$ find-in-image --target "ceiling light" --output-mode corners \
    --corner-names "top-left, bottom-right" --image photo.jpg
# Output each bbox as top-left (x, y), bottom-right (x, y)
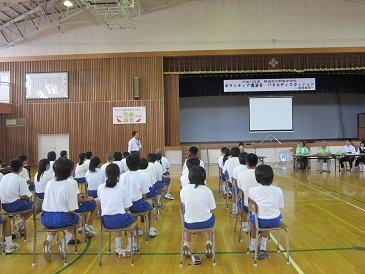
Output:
top-left (63, 1), bottom-right (73, 7)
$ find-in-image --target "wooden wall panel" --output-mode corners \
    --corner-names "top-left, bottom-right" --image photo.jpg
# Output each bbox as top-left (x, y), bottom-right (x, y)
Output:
top-left (0, 57), bottom-right (164, 165)
top-left (0, 103), bottom-right (12, 114)
top-left (164, 75), bottom-right (180, 146)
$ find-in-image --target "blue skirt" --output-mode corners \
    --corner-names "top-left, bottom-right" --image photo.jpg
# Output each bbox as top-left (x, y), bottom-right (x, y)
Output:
top-left (2, 199), bottom-right (34, 213)
top-left (76, 177), bottom-right (86, 183)
top-left (185, 214), bottom-right (215, 229)
top-left (154, 182), bottom-right (164, 190)
top-left (102, 214), bottom-right (135, 229)
top-left (41, 211), bottom-right (79, 228)
top-left (87, 190), bottom-right (98, 198)
top-left (75, 200), bottom-right (96, 213)
top-left (250, 214), bottom-right (282, 228)
top-left (36, 192), bottom-right (45, 199)
top-left (129, 198), bottom-right (152, 213)
top-left (146, 186), bottom-right (158, 198)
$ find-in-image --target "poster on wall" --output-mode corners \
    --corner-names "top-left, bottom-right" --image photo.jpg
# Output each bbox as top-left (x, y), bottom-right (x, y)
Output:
top-left (25, 72), bottom-right (69, 99)
top-left (113, 107), bottom-right (146, 124)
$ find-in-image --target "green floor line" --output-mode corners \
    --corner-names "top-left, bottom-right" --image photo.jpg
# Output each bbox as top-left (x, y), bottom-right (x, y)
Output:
top-left (287, 173), bottom-right (365, 205)
top-left (54, 237), bottom-right (92, 274)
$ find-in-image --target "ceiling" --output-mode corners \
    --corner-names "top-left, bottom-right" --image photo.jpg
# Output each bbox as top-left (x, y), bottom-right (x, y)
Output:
top-left (0, 0), bottom-right (199, 49)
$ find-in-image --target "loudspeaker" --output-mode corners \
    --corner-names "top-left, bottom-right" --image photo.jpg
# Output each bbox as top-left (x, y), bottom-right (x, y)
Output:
top-left (133, 76), bottom-right (140, 99)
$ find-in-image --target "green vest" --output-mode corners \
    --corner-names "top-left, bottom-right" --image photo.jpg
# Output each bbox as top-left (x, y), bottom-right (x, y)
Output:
top-left (319, 146), bottom-right (329, 153)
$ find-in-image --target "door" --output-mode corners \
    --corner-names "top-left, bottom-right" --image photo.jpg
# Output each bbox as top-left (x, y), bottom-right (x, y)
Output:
top-left (38, 134), bottom-right (69, 161)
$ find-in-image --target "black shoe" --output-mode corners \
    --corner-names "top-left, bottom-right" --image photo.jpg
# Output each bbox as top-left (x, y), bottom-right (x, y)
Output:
top-left (68, 239), bottom-right (81, 245)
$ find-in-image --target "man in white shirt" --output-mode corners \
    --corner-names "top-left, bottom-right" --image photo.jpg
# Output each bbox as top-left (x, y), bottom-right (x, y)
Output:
top-left (101, 153), bottom-right (114, 171)
top-left (0, 158), bottom-right (34, 240)
top-left (339, 139), bottom-right (356, 172)
top-left (128, 131), bottom-right (142, 157)
top-left (237, 153), bottom-right (259, 232)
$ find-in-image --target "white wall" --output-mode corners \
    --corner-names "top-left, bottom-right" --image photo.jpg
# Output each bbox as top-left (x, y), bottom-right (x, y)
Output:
top-left (2, 0), bottom-right (365, 57)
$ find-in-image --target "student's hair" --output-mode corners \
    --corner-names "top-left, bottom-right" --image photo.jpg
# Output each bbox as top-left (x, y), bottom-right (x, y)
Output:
top-left (230, 147), bottom-right (240, 158)
top-left (60, 150), bottom-right (68, 158)
top-left (89, 157), bottom-right (101, 172)
top-left (47, 151), bottom-right (57, 161)
top-left (10, 158), bottom-right (23, 172)
top-left (221, 147), bottom-right (228, 153)
top-left (156, 152), bottom-right (162, 162)
top-left (255, 164), bottom-right (274, 186)
top-left (78, 153), bottom-right (86, 166)
top-left (17, 154), bottom-right (27, 163)
top-left (85, 151), bottom-right (92, 159)
top-left (245, 153), bottom-right (258, 167)
top-left (37, 158), bottom-right (50, 181)
top-left (114, 151), bottom-right (123, 161)
top-left (188, 146), bottom-right (198, 156)
top-left (147, 153), bottom-right (157, 163)
top-left (139, 158), bottom-right (148, 170)
top-left (239, 142), bottom-right (244, 147)
top-left (361, 141), bottom-right (365, 146)
top-left (239, 152), bottom-right (248, 165)
top-left (186, 156), bottom-right (201, 170)
top-left (132, 131), bottom-right (138, 137)
top-left (299, 141), bottom-right (306, 146)
top-left (222, 148), bottom-right (230, 164)
top-left (106, 153), bottom-right (114, 161)
top-left (123, 152), bottom-right (130, 158)
top-left (0, 159), bottom-right (3, 167)
top-left (126, 154), bottom-right (140, 171)
top-left (188, 166), bottom-right (206, 188)
top-left (53, 158), bottom-right (74, 181)
top-left (105, 163), bottom-right (119, 188)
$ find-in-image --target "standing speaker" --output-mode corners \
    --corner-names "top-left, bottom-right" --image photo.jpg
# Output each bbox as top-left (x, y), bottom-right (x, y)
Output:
top-left (133, 76), bottom-right (140, 99)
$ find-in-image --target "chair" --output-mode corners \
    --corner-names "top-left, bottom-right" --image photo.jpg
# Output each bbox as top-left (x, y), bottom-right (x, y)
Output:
top-left (130, 210), bottom-right (150, 244)
top-left (246, 198), bottom-right (290, 266)
top-left (179, 202), bottom-right (216, 267)
top-left (99, 218), bottom-right (137, 266)
top-left (234, 187), bottom-right (248, 243)
top-left (144, 195), bottom-right (159, 222)
top-left (32, 203), bottom-right (78, 266)
top-left (225, 172), bottom-right (231, 209)
top-left (218, 164), bottom-right (223, 196)
top-left (7, 207), bottom-right (33, 241)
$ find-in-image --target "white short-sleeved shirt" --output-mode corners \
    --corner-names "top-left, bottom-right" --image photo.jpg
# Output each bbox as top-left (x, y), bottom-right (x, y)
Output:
top-left (182, 158), bottom-right (205, 175)
top-left (113, 160), bottom-right (128, 174)
top-left (137, 169), bottom-right (155, 188)
top-left (237, 169), bottom-right (260, 206)
top-left (180, 173), bottom-right (207, 189)
top-left (232, 164), bottom-right (248, 181)
top-left (75, 162), bottom-right (89, 179)
top-left (85, 168), bottom-right (106, 191)
top-left (147, 162), bottom-right (162, 182)
top-left (128, 137), bottom-right (142, 153)
top-left (97, 182), bottom-right (132, 216)
top-left (160, 157), bottom-right (170, 173)
top-left (121, 159), bottom-right (129, 171)
top-left (85, 159), bottom-right (91, 165)
top-left (180, 184), bottom-right (216, 223)
top-left (218, 156), bottom-right (224, 169)
top-left (120, 171), bottom-right (149, 202)
top-left (100, 162), bottom-right (111, 172)
top-left (342, 145), bottom-right (356, 153)
top-left (34, 170), bottom-right (54, 194)
top-left (42, 178), bottom-right (79, 212)
top-left (49, 161), bottom-right (55, 176)
top-left (0, 172), bottom-right (3, 182)
top-left (154, 161), bottom-right (164, 177)
top-left (223, 157), bottom-right (240, 181)
top-left (0, 173), bottom-right (32, 203)
top-left (248, 185), bottom-right (284, 219)
top-left (19, 167), bottom-right (30, 181)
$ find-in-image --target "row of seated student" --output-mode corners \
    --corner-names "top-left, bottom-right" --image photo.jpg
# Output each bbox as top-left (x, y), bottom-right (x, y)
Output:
top-left (0, 149), bottom-right (174, 259)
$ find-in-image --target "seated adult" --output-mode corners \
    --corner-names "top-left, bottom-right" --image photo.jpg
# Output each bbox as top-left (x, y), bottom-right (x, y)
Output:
top-left (339, 139), bottom-right (356, 173)
top-left (295, 141), bottom-right (310, 171)
top-left (317, 140), bottom-right (332, 173)
top-left (355, 141), bottom-right (365, 172)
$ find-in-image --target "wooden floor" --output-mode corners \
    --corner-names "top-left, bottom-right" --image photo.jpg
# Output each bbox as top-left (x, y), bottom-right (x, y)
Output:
top-left (2, 163), bottom-right (365, 274)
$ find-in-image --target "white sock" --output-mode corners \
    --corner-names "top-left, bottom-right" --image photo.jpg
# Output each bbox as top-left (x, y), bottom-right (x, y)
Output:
top-left (206, 240), bottom-right (212, 245)
top-left (183, 241), bottom-right (190, 247)
top-left (115, 237), bottom-right (121, 248)
top-left (5, 236), bottom-right (12, 247)
top-left (62, 232), bottom-right (73, 249)
top-left (128, 237), bottom-right (132, 248)
top-left (242, 221), bottom-right (249, 228)
top-left (250, 238), bottom-right (257, 249)
top-left (261, 237), bottom-right (268, 250)
top-left (47, 235), bottom-right (54, 249)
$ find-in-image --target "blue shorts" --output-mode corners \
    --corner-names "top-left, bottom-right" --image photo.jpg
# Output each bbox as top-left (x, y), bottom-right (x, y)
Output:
top-left (102, 213), bottom-right (135, 229)
top-left (75, 200), bottom-right (96, 213)
top-left (162, 172), bottom-right (171, 185)
top-left (185, 214), bottom-right (215, 229)
top-left (237, 199), bottom-right (242, 209)
top-left (28, 183), bottom-right (35, 191)
top-left (154, 182), bottom-right (164, 190)
top-left (2, 199), bottom-right (34, 213)
top-left (41, 211), bottom-right (79, 228)
top-left (220, 173), bottom-right (227, 181)
top-left (146, 186), bottom-right (158, 198)
top-left (87, 190), bottom-right (98, 198)
top-left (76, 177), bottom-right (86, 183)
top-left (0, 215), bottom-right (2, 222)
top-left (36, 192), bottom-right (45, 199)
top-left (250, 214), bottom-right (282, 228)
top-left (129, 198), bottom-right (152, 213)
